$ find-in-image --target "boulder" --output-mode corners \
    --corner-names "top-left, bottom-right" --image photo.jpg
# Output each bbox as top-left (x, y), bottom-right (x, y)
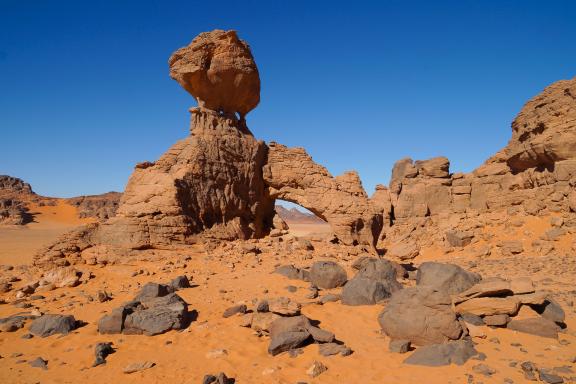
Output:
top-left (416, 262), bottom-right (481, 295)
top-left (309, 261), bottom-right (347, 289)
top-left (341, 259), bottom-right (402, 305)
top-left (99, 293), bottom-right (189, 336)
top-left (378, 287), bottom-right (463, 346)
top-left (122, 293), bottom-right (188, 336)
top-left (267, 315), bottom-right (335, 356)
top-left (341, 277), bottom-right (389, 306)
top-left (29, 314), bottom-right (77, 337)
top-left (41, 267), bottom-right (80, 288)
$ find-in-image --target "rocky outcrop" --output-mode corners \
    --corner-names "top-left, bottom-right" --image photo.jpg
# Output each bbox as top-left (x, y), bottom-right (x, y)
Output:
top-left (264, 142), bottom-right (382, 247)
top-left (381, 77), bottom-right (576, 259)
top-left (34, 29), bottom-right (383, 267)
top-left (504, 78), bottom-right (576, 172)
top-left (66, 192), bottom-right (121, 220)
top-left (0, 175), bottom-right (33, 194)
top-left (0, 175), bottom-right (34, 225)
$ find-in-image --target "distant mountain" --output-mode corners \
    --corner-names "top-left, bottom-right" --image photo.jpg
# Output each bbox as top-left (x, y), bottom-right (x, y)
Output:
top-left (275, 205), bottom-right (325, 224)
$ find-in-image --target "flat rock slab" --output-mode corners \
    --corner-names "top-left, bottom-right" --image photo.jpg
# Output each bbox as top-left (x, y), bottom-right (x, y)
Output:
top-left (507, 318), bottom-right (560, 339)
top-left (455, 297), bottom-right (520, 316)
top-left (123, 361), bottom-right (155, 374)
top-left (403, 340), bottom-right (478, 366)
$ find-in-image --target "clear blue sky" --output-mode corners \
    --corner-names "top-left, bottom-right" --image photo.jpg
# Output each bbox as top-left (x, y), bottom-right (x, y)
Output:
top-left (1, 0), bottom-right (575, 198)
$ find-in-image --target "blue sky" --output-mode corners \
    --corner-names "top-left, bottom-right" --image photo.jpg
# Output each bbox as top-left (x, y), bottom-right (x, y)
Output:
top-left (1, 0), bottom-right (575, 199)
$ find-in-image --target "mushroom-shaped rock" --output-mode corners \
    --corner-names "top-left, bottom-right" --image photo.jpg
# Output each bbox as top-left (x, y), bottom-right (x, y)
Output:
top-left (169, 29), bottom-right (260, 117)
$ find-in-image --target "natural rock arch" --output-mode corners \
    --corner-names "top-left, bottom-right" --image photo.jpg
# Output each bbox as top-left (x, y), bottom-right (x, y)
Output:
top-left (263, 142), bottom-right (382, 247)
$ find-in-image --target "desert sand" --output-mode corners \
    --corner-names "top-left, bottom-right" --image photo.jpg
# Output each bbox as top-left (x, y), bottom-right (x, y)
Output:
top-left (0, 202), bottom-right (575, 383)
top-left (0, 202), bottom-right (92, 265)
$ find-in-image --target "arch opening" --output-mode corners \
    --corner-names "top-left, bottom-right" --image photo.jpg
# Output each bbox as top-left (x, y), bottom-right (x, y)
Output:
top-left (273, 200), bottom-right (331, 238)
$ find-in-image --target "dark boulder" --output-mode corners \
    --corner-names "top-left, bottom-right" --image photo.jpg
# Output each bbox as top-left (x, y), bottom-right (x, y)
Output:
top-left (29, 314), bottom-right (77, 337)
top-left (416, 262), bottom-right (481, 295)
top-left (309, 261), bottom-right (347, 289)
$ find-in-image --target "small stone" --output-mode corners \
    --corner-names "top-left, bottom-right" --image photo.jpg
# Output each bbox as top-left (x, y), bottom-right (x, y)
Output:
top-left (29, 357), bottom-right (48, 370)
top-left (389, 339), bottom-right (411, 354)
top-left (93, 342), bottom-right (114, 367)
top-left (472, 363), bottom-right (496, 376)
top-left (205, 349), bottom-right (228, 359)
top-left (96, 291), bottom-right (112, 303)
top-left (123, 361), bottom-right (155, 374)
top-left (286, 285), bottom-right (297, 293)
top-left (223, 304), bottom-right (247, 318)
top-left (538, 370), bottom-right (564, 384)
top-left (306, 361), bottom-right (327, 378)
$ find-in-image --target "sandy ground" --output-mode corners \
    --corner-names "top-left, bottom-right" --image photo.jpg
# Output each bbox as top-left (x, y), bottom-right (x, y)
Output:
top-left (0, 202), bottom-right (92, 265)
top-left (0, 205), bottom-right (575, 383)
top-left (286, 222), bottom-right (332, 238)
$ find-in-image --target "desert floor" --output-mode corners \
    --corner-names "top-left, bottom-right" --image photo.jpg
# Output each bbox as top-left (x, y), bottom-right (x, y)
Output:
top-left (0, 202), bottom-right (574, 383)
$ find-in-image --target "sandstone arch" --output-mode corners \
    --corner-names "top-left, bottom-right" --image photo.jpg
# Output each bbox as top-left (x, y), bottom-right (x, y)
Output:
top-left (263, 142), bottom-right (382, 247)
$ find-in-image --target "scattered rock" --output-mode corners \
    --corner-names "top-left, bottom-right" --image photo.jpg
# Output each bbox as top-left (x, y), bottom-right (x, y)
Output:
top-left (123, 361), bottom-right (155, 374)
top-left (306, 361), bottom-right (327, 378)
top-left (403, 340), bottom-right (478, 366)
top-left (29, 357), bottom-right (48, 370)
top-left (539, 370), bottom-right (564, 384)
top-left (93, 342), bottom-right (114, 367)
top-left (318, 343), bottom-right (352, 356)
top-left (389, 339), bottom-right (411, 354)
top-left (223, 304), bottom-right (247, 318)
top-left (268, 297), bottom-right (301, 316)
top-left (29, 314), bottom-right (77, 337)
top-left (309, 261), bottom-right (347, 289)
top-left (507, 318), bottom-right (560, 339)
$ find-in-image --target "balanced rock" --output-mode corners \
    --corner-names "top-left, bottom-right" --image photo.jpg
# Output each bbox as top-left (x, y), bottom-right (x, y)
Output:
top-left (169, 30), bottom-right (260, 117)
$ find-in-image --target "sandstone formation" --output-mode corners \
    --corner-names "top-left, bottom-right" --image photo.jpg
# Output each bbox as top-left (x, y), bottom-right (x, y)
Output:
top-left (30, 31), bottom-right (576, 269)
top-left (380, 77), bottom-right (576, 260)
top-left (264, 142), bottom-right (382, 247)
top-left (67, 192), bottom-right (121, 220)
top-left (0, 175), bottom-right (34, 225)
top-left (169, 30), bottom-right (260, 118)
top-left (34, 30), bottom-right (384, 267)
